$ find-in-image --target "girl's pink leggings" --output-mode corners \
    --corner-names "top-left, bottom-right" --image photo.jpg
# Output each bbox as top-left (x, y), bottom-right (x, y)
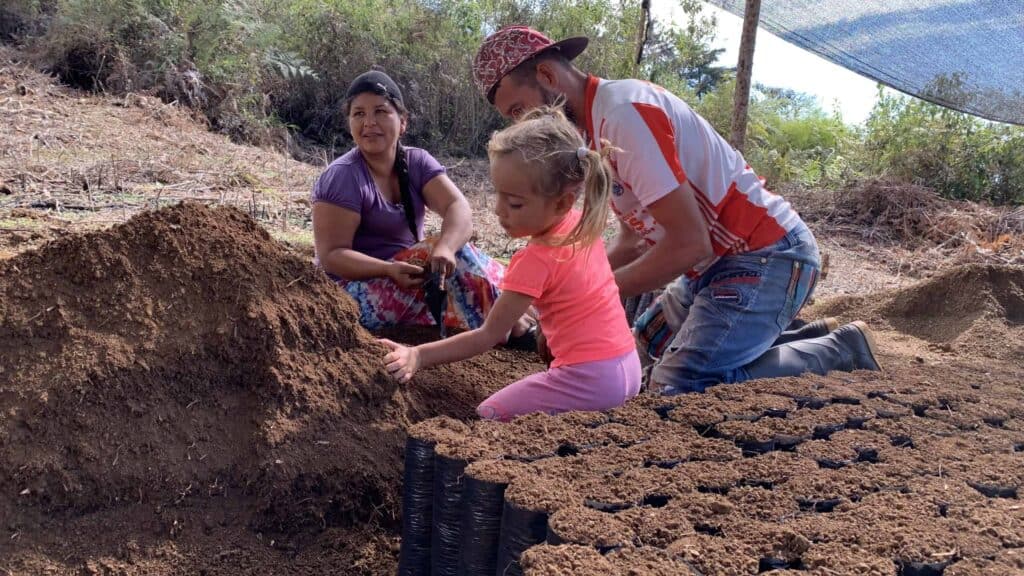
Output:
top-left (477, 349), bottom-right (642, 422)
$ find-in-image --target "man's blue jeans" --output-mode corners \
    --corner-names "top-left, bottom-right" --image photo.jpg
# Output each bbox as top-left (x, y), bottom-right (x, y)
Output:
top-left (634, 222), bottom-right (821, 394)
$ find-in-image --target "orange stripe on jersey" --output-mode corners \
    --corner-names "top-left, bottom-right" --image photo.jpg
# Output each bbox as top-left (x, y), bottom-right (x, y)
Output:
top-left (716, 183), bottom-right (787, 251)
top-left (690, 181), bottom-right (740, 242)
top-left (687, 180), bottom-right (745, 255)
top-left (631, 103), bottom-right (687, 185)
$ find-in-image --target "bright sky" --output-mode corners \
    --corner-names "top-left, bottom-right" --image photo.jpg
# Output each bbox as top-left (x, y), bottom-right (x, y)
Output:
top-left (657, 2), bottom-right (883, 125)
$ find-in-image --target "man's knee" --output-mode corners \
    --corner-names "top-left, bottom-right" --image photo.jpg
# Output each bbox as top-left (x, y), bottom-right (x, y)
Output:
top-left (651, 353), bottom-right (750, 395)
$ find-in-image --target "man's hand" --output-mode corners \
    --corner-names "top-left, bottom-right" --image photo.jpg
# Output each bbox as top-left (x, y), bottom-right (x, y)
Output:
top-left (606, 219), bottom-right (645, 270)
top-left (380, 338), bottom-right (421, 383)
top-left (387, 261), bottom-right (425, 289)
top-left (535, 324), bottom-right (554, 366)
top-left (614, 186), bottom-right (713, 298)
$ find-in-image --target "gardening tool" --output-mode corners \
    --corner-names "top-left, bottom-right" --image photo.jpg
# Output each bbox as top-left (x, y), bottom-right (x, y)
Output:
top-left (423, 269), bottom-right (448, 339)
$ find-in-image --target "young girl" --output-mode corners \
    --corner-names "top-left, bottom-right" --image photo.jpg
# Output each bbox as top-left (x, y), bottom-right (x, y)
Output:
top-left (380, 107), bottom-right (641, 421)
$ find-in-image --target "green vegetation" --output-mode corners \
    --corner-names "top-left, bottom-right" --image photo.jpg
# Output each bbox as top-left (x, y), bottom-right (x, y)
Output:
top-left (863, 87), bottom-right (1024, 204)
top-left (1, 0), bottom-right (1021, 204)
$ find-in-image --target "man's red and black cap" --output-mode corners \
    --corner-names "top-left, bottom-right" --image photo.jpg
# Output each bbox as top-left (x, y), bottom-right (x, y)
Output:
top-left (473, 26), bottom-right (588, 103)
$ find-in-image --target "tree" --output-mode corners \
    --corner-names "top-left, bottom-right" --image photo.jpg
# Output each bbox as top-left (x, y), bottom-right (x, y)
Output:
top-left (640, 1), bottom-right (730, 98)
top-left (730, 0), bottom-right (760, 152)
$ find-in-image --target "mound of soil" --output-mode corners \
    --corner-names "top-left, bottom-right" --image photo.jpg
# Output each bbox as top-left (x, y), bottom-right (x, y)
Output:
top-left (881, 264), bottom-right (1023, 338)
top-left (0, 202), bottom-right (543, 574)
top-left (813, 263), bottom-right (1024, 361)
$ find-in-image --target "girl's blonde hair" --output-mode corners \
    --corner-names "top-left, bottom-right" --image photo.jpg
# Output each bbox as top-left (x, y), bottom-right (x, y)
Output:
top-left (487, 106), bottom-right (614, 247)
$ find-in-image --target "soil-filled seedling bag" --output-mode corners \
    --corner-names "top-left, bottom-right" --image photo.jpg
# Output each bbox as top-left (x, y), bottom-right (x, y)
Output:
top-left (398, 436), bottom-right (437, 575)
top-left (495, 499), bottom-right (549, 576)
top-left (431, 453), bottom-right (469, 575)
top-left (457, 471), bottom-right (510, 576)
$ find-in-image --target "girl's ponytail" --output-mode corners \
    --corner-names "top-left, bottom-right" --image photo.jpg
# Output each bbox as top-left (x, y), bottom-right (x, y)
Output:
top-left (562, 145), bottom-right (612, 248)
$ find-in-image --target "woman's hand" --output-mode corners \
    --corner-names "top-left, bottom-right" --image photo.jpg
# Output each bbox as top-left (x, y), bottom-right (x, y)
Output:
top-left (388, 261), bottom-right (425, 289)
top-left (429, 244), bottom-right (457, 286)
top-left (422, 173), bottom-right (473, 265)
top-left (380, 338), bottom-right (421, 383)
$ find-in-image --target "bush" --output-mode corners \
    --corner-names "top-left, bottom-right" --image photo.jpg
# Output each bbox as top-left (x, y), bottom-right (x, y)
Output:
top-left (863, 87), bottom-right (1024, 205)
top-left (14, 0), bottom-right (644, 156)
top-left (0, 0), bottom-right (53, 42)
top-left (35, 0), bottom-right (177, 91)
top-left (691, 81), bottom-right (859, 190)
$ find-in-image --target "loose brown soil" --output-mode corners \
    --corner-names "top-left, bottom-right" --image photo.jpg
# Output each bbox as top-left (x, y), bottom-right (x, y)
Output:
top-left (0, 203), bottom-right (544, 575)
top-left (409, 321), bottom-right (1024, 575)
top-left (3, 42), bottom-right (1024, 576)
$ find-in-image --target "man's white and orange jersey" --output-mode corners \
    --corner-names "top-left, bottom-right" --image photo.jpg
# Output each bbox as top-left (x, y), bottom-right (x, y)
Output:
top-left (583, 75), bottom-right (803, 277)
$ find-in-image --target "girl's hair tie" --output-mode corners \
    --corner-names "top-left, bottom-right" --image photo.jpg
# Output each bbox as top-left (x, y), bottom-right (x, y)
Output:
top-left (576, 146), bottom-right (588, 160)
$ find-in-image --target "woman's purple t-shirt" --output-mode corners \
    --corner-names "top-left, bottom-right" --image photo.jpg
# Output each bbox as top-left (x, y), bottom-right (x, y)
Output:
top-left (311, 147), bottom-right (445, 261)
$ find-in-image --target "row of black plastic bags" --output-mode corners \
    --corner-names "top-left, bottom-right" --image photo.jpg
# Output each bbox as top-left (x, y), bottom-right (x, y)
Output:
top-left (398, 436), bottom-right (548, 576)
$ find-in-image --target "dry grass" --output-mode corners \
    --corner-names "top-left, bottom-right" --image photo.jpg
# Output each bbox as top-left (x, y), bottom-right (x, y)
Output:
top-left (0, 45), bottom-right (319, 251)
top-left (786, 178), bottom-right (1024, 271)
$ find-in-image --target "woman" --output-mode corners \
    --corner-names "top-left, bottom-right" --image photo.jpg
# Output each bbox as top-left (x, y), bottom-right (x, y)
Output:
top-left (312, 70), bottom-right (533, 343)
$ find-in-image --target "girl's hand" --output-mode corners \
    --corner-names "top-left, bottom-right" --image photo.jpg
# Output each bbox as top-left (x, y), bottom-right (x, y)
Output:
top-left (380, 338), bottom-right (421, 383)
top-left (388, 261), bottom-right (425, 289)
top-left (429, 244), bottom-right (457, 287)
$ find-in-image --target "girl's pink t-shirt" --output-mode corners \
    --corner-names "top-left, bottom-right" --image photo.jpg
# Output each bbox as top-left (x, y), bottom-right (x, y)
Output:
top-left (500, 210), bottom-right (636, 368)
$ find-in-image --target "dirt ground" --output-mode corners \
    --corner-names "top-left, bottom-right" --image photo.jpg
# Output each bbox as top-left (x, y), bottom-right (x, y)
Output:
top-left (1, 44), bottom-right (1023, 575)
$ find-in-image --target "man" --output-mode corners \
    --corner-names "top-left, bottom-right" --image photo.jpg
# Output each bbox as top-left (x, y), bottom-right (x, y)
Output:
top-left (473, 26), bottom-right (881, 393)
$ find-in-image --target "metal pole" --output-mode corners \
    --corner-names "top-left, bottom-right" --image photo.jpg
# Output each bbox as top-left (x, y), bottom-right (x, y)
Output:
top-left (730, 0), bottom-right (761, 153)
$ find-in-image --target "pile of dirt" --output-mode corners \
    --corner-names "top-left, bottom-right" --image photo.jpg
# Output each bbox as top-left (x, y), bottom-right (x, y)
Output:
top-left (405, 367), bottom-right (1024, 575)
top-left (788, 178), bottom-right (1024, 255)
top-left (812, 263), bottom-right (1024, 361)
top-left (0, 202), bottom-right (543, 574)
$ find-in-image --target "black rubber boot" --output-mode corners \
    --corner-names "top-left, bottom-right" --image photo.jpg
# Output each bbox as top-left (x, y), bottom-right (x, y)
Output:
top-left (773, 317), bottom-right (840, 346)
top-left (743, 321), bottom-right (882, 379)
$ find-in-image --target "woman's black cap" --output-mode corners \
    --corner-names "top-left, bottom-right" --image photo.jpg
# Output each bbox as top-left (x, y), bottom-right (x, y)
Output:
top-left (345, 70), bottom-right (404, 105)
